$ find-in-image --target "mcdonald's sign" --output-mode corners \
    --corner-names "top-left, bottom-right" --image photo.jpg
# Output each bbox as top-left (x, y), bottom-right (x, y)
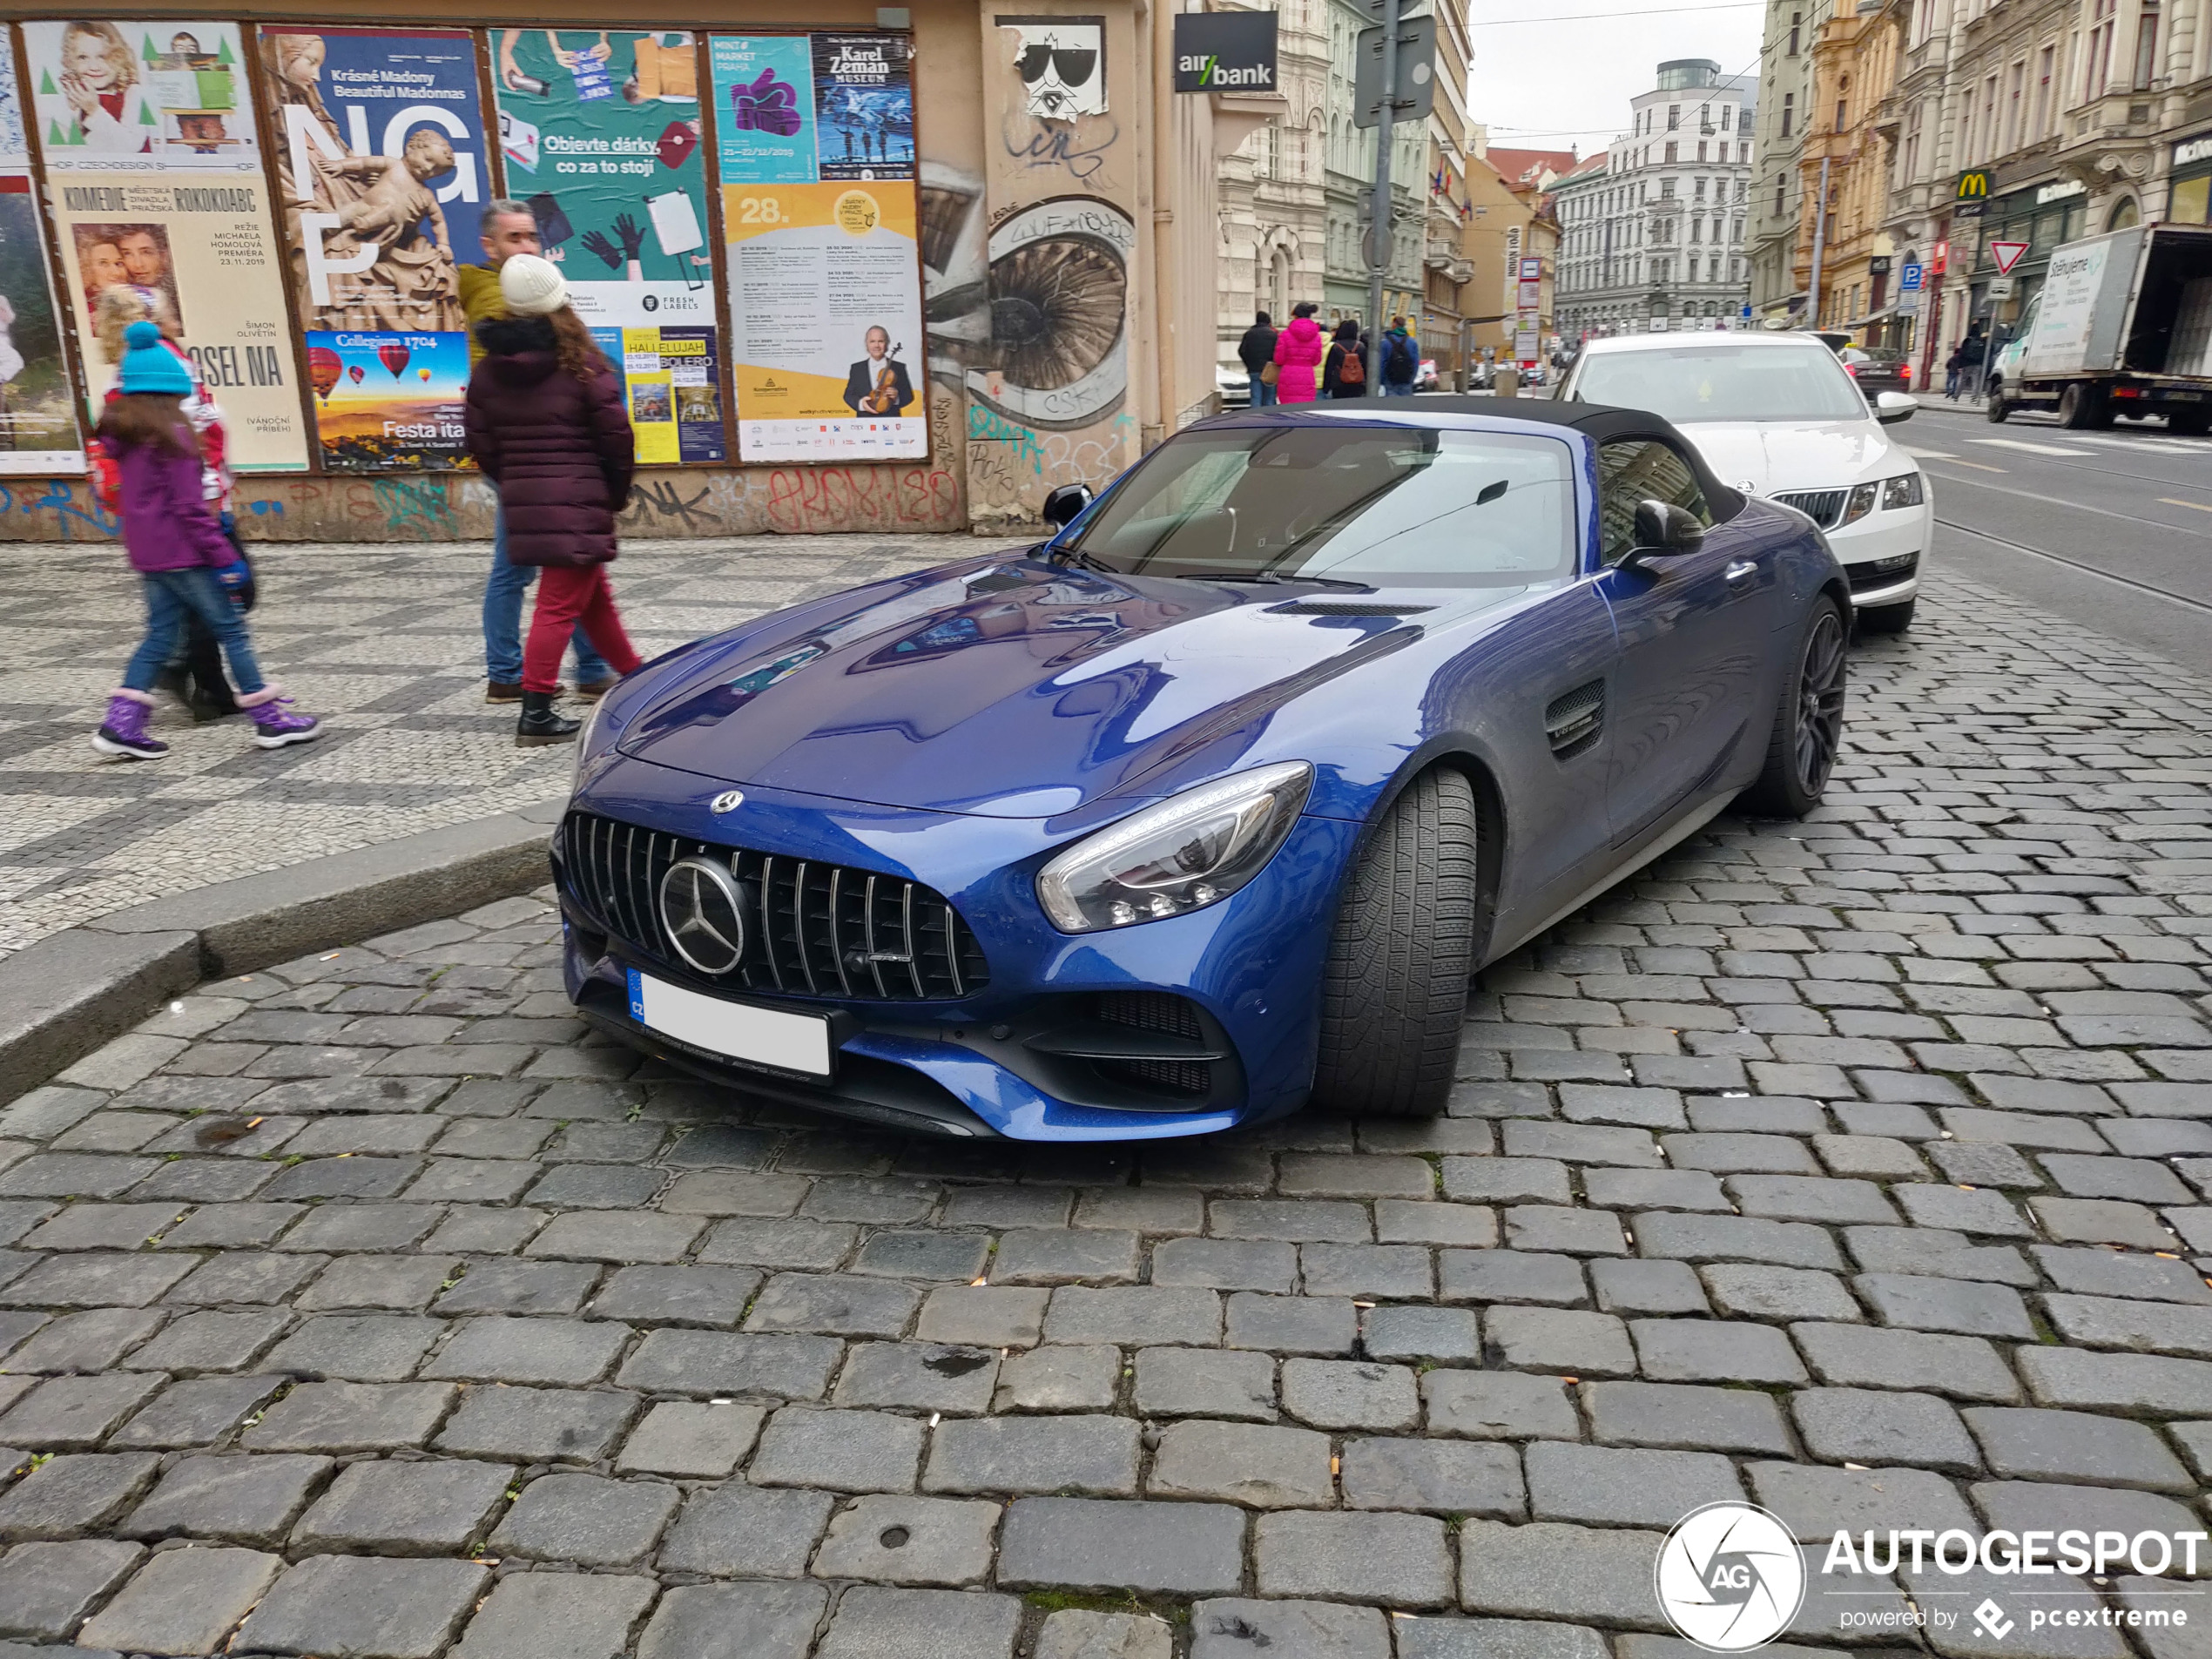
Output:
top-left (1956, 170), bottom-right (1993, 198)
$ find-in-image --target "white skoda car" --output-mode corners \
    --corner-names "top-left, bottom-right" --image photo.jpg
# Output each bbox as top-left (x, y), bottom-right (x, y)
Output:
top-left (1560, 333), bottom-right (1932, 634)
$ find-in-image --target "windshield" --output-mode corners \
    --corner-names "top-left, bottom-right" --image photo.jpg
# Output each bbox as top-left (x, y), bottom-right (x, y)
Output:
top-left (1065, 424), bottom-right (1578, 586)
top-left (1574, 344), bottom-right (1871, 423)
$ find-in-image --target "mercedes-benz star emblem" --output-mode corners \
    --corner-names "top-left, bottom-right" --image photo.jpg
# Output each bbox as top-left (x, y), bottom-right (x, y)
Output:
top-left (711, 790), bottom-right (745, 814)
top-left (658, 857), bottom-right (747, 976)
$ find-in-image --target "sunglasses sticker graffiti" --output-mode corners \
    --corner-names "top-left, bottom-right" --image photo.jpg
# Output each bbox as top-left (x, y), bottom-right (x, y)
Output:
top-left (1002, 19), bottom-right (1104, 121)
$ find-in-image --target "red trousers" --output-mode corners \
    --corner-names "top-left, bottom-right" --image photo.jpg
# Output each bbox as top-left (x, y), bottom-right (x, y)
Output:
top-left (523, 565), bottom-right (642, 695)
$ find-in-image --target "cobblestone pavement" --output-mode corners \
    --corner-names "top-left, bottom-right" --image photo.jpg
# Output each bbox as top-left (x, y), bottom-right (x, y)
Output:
top-left (0, 536), bottom-right (953, 956)
top-left (0, 574), bottom-right (2209, 1659)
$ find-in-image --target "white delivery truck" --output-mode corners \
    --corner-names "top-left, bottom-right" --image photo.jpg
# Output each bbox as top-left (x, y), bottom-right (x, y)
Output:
top-left (1985, 224), bottom-right (2212, 431)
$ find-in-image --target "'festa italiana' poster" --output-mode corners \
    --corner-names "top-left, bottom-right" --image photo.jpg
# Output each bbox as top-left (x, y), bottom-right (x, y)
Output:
top-left (256, 24), bottom-right (489, 470)
top-left (714, 34), bottom-right (925, 464)
top-left (24, 18), bottom-right (308, 471)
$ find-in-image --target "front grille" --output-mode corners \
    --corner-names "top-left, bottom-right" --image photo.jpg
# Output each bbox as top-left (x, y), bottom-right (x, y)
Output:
top-left (1773, 489), bottom-right (1849, 529)
top-left (1090, 992), bottom-right (1217, 1100)
top-left (1848, 553), bottom-right (1919, 593)
top-left (1097, 1056), bottom-right (1214, 1096)
top-left (562, 811), bottom-right (988, 1002)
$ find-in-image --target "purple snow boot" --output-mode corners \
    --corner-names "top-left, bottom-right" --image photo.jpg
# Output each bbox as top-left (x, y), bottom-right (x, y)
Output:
top-left (91, 690), bottom-right (167, 760)
top-left (239, 686), bottom-right (322, 751)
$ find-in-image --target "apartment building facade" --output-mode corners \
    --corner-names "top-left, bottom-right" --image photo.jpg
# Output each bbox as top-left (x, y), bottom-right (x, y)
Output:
top-left (1797, 0), bottom-right (1910, 341)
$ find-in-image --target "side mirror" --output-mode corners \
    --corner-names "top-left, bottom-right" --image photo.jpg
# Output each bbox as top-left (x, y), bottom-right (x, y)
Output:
top-left (1042, 484), bottom-right (1095, 529)
top-left (1619, 499), bottom-right (1706, 576)
top-left (1874, 391), bottom-right (1918, 425)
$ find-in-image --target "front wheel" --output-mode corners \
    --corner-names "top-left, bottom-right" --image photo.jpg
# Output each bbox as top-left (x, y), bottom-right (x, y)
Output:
top-left (1985, 380), bottom-right (2009, 422)
top-left (1312, 767), bottom-right (1480, 1118)
top-left (1740, 597), bottom-right (1848, 819)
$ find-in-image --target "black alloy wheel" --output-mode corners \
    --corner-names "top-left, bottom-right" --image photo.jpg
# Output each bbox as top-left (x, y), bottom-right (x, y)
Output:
top-left (1742, 597), bottom-right (1847, 818)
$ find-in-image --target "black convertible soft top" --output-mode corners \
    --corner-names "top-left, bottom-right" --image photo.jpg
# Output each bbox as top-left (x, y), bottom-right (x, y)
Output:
top-left (1239, 396), bottom-right (1749, 523)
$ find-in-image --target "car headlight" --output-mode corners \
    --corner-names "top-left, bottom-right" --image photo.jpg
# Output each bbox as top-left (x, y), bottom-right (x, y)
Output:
top-left (1879, 470), bottom-right (1925, 509)
top-left (569, 695), bottom-right (610, 795)
top-left (1036, 761), bottom-right (1313, 933)
top-left (1838, 482), bottom-right (1880, 526)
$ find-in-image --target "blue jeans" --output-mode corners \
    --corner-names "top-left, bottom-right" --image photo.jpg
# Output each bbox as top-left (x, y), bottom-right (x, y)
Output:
top-left (1249, 374), bottom-right (1278, 408)
top-left (125, 567), bottom-right (264, 697)
top-left (483, 506), bottom-right (609, 685)
top-left (1382, 380), bottom-right (1415, 397)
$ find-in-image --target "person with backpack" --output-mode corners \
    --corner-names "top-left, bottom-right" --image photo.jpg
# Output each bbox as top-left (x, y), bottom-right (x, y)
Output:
top-left (1322, 318), bottom-right (1366, 398)
top-left (1272, 302), bottom-right (1325, 404)
top-left (1381, 317), bottom-right (1418, 397)
top-left (91, 321), bottom-right (320, 759)
top-left (465, 255), bottom-right (644, 746)
top-left (1238, 311), bottom-right (1279, 408)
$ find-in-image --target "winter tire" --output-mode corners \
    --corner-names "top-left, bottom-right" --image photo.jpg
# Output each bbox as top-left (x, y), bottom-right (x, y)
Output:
top-left (1741, 596), bottom-right (1847, 819)
top-left (1312, 766), bottom-right (1480, 1118)
top-left (1985, 382), bottom-right (2009, 422)
top-left (2059, 383), bottom-right (2108, 428)
top-left (1857, 598), bottom-right (1915, 636)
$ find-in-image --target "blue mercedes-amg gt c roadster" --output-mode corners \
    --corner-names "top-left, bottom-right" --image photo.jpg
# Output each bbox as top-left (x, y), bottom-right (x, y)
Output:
top-left (554, 399), bottom-right (1850, 1141)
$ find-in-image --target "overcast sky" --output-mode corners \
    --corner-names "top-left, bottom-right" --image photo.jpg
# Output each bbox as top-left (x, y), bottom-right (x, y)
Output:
top-left (1465, 0), bottom-right (1766, 160)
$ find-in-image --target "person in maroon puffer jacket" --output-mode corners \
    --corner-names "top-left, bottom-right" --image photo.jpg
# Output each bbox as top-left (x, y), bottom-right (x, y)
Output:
top-left (463, 254), bottom-right (644, 746)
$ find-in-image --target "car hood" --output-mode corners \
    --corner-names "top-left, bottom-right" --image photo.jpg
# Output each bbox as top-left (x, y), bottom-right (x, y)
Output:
top-left (615, 556), bottom-right (1485, 818)
top-left (1672, 418), bottom-right (1904, 494)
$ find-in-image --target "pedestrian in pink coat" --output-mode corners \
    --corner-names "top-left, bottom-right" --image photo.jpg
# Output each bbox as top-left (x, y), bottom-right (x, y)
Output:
top-left (1272, 302), bottom-right (1325, 405)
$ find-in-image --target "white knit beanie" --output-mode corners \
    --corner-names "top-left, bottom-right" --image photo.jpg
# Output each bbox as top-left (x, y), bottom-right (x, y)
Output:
top-left (500, 253), bottom-right (568, 316)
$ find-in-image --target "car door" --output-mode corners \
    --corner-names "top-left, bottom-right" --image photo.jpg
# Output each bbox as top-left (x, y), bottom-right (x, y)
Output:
top-left (1595, 436), bottom-right (1779, 852)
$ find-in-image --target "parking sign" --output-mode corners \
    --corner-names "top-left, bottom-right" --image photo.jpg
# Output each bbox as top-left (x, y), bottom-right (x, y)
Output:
top-left (1900, 261), bottom-right (1924, 292)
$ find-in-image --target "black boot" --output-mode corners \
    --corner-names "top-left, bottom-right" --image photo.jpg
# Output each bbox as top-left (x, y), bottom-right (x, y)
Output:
top-left (516, 689), bottom-right (581, 747)
top-left (182, 627), bottom-right (241, 721)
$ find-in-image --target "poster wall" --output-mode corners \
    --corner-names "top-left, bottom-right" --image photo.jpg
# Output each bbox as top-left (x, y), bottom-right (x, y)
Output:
top-left (714, 35), bottom-right (926, 463)
top-left (492, 30), bottom-right (723, 463)
top-left (0, 33), bottom-right (85, 473)
top-left (24, 19), bottom-right (308, 470)
top-left (257, 25), bottom-right (488, 470)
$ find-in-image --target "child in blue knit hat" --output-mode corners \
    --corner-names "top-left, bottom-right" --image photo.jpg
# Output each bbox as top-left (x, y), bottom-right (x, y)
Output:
top-left (91, 320), bottom-right (321, 759)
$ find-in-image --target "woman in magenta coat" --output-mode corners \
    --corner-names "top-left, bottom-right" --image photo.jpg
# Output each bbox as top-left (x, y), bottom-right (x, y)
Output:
top-left (1272, 301), bottom-right (1325, 405)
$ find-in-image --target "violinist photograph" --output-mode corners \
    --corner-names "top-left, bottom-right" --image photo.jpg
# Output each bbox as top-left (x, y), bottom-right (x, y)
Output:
top-left (842, 324), bottom-right (914, 415)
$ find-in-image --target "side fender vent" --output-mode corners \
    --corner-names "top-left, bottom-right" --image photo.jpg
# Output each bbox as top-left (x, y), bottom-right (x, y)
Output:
top-left (1545, 679), bottom-right (1606, 760)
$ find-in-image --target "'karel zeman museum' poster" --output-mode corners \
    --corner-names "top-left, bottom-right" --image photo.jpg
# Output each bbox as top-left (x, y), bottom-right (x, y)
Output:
top-left (713, 33), bottom-right (926, 464)
top-left (24, 18), bottom-right (308, 470)
top-left (257, 24), bottom-right (489, 470)
top-left (493, 30), bottom-right (723, 464)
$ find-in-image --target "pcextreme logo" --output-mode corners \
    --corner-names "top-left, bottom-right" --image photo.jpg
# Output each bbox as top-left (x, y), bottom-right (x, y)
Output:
top-left (1655, 1503), bottom-right (1806, 1652)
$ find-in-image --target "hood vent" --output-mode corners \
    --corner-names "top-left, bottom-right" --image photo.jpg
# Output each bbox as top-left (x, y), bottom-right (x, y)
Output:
top-left (1270, 600), bottom-right (1436, 617)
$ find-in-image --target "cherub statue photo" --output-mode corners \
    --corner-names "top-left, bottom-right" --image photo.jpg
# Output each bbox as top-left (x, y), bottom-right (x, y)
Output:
top-left (320, 129), bottom-right (457, 264)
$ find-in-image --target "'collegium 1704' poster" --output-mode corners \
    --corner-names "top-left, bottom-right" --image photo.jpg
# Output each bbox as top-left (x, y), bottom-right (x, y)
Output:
top-left (493, 30), bottom-right (723, 463)
top-left (24, 19), bottom-right (308, 470)
top-left (256, 24), bottom-right (489, 470)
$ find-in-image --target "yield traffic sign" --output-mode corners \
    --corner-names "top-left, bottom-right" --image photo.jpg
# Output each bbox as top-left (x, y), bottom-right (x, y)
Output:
top-left (1989, 240), bottom-right (2029, 274)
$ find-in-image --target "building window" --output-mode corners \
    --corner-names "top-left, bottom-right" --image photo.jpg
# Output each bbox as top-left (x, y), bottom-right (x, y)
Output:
top-left (1721, 104), bottom-right (1733, 131)
top-left (1775, 178), bottom-right (1787, 214)
top-left (1698, 141), bottom-right (1709, 161)
top-left (1788, 10), bottom-right (1802, 53)
top-left (2006, 59), bottom-right (2026, 149)
top-left (1781, 91), bottom-right (1794, 138)
top-left (2134, 0), bottom-right (2161, 88)
top-left (1836, 97), bottom-right (1848, 132)
top-left (2035, 44), bottom-right (2056, 134)
top-left (1741, 141), bottom-right (1751, 162)
top-left (2087, 0), bottom-right (2117, 98)
top-left (1661, 177), bottom-right (1676, 198)
top-left (1668, 104), bottom-right (1681, 129)
top-left (1665, 140), bottom-right (1679, 162)
top-left (1695, 176), bottom-right (1708, 200)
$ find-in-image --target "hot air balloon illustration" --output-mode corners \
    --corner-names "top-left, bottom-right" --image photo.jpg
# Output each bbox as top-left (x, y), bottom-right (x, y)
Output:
top-left (347, 364), bottom-right (364, 385)
top-left (307, 346), bottom-right (341, 405)
top-left (377, 340), bottom-right (411, 379)
top-left (418, 367), bottom-right (432, 382)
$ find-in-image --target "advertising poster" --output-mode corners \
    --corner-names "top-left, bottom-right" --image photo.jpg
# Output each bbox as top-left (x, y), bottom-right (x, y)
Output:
top-left (709, 36), bottom-right (816, 186)
top-left (0, 35), bottom-right (85, 473)
top-left (24, 20), bottom-right (307, 470)
top-left (725, 179), bottom-right (927, 462)
top-left (257, 25), bottom-right (489, 469)
top-left (811, 34), bottom-right (914, 181)
top-left (492, 30), bottom-right (722, 463)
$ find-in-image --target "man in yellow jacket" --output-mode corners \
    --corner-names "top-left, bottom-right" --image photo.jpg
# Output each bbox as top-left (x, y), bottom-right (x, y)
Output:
top-left (468, 199), bottom-right (611, 702)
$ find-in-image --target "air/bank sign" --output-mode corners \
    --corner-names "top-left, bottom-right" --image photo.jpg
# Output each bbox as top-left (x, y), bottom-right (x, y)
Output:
top-left (1172, 11), bottom-right (1278, 91)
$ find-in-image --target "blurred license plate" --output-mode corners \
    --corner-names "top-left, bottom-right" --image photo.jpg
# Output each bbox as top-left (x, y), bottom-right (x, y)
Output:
top-left (2172, 392), bottom-right (2203, 401)
top-left (627, 969), bottom-right (832, 1076)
